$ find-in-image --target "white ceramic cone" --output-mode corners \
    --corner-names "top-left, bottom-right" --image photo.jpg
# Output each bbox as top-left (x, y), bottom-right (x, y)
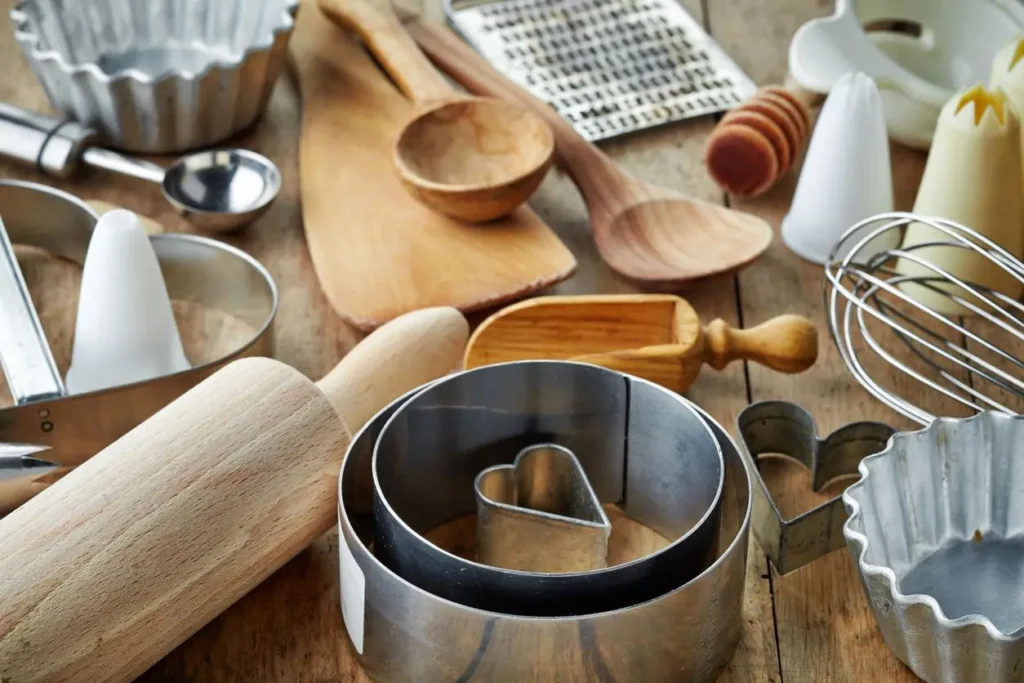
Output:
top-left (781, 72), bottom-right (897, 265)
top-left (65, 209), bottom-right (190, 394)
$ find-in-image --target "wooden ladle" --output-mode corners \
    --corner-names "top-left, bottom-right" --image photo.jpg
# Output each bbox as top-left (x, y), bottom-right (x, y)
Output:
top-left (464, 295), bottom-right (819, 394)
top-left (406, 18), bottom-right (774, 287)
top-left (319, 0), bottom-right (555, 223)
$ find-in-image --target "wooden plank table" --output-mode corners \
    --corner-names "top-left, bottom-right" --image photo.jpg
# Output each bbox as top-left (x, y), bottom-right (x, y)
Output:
top-left (0, 0), bottom-right (926, 680)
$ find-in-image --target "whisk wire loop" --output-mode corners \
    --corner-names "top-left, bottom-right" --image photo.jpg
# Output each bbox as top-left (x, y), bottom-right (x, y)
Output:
top-left (825, 214), bottom-right (1024, 425)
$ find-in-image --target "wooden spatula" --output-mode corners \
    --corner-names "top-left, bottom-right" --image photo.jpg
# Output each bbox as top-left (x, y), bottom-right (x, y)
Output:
top-left (464, 295), bottom-right (818, 393)
top-left (406, 18), bottom-right (774, 288)
top-left (289, 3), bottom-right (575, 330)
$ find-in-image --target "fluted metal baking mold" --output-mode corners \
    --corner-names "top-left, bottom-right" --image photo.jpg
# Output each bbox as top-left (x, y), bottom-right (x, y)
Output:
top-left (843, 412), bottom-right (1024, 683)
top-left (11, 0), bottom-right (299, 153)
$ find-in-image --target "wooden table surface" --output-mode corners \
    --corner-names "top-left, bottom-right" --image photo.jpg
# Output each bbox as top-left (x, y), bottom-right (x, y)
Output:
top-left (0, 0), bottom-right (928, 680)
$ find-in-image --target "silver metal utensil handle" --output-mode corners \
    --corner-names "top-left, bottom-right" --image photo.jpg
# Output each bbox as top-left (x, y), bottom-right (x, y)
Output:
top-left (0, 103), bottom-right (95, 178)
top-left (81, 147), bottom-right (167, 185)
top-left (0, 215), bottom-right (65, 404)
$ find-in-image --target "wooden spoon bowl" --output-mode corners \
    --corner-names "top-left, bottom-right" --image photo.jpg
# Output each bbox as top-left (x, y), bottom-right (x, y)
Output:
top-left (320, 0), bottom-right (554, 223)
top-left (394, 98), bottom-right (554, 222)
top-left (598, 195), bottom-right (771, 285)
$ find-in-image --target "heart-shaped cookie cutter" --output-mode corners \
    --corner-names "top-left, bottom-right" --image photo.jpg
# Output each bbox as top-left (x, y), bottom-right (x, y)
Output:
top-left (737, 400), bottom-right (893, 574)
top-left (475, 443), bottom-right (612, 573)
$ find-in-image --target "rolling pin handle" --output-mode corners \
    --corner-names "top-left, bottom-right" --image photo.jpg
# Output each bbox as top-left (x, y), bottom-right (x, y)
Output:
top-left (315, 306), bottom-right (470, 431)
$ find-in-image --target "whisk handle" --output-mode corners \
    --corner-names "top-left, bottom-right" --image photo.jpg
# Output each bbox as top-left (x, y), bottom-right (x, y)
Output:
top-left (703, 315), bottom-right (818, 373)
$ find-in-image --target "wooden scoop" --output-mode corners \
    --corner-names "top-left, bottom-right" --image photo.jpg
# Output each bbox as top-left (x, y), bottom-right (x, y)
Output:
top-left (319, 0), bottom-right (554, 223)
top-left (464, 295), bottom-right (818, 393)
top-left (406, 18), bottom-right (774, 287)
top-left (0, 307), bottom-right (469, 682)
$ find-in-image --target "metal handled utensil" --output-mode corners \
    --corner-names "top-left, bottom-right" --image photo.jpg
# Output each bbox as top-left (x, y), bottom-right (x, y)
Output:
top-left (0, 103), bottom-right (282, 232)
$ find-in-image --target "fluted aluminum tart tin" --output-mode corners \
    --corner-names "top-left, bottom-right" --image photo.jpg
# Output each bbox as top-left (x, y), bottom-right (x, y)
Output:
top-left (843, 412), bottom-right (1024, 683)
top-left (11, 0), bottom-right (299, 153)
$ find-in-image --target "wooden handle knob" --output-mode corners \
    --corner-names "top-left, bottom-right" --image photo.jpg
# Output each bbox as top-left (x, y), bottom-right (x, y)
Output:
top-left (319, 0), bottom-right (453, 103)
top-left (317, 306), bottom-right (469, 431)
top-left (703, 314), bottom-right (818, 373)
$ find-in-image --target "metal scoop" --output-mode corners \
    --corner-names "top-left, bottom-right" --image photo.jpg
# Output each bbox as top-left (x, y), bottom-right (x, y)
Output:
top-left (0, 103), bottom-right (281, 232)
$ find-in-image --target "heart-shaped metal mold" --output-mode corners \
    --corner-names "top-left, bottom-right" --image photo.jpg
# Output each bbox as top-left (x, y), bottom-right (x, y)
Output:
top-left (737, 400), bottom-right (894, 574)
top-left (475, 443), bottom-right (611, 573)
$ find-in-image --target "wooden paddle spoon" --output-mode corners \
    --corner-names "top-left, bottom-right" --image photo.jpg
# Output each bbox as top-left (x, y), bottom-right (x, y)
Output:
top-left (319, 0), bottom-right (554, 223)
top-left (406, 18), bottom-right (774, 287)
top-left (464, 295), bottom-right (818, 393)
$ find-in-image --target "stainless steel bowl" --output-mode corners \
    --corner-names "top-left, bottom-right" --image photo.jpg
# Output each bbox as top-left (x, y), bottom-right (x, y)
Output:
top-left (11, 0), bottom-right (298, 153)
top-left (843, 412), bottom-right (1024, 683)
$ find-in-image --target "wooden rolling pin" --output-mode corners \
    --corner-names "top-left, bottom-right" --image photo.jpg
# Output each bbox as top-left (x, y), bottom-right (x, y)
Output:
top-left (0, 307), bottom-right (469, 683)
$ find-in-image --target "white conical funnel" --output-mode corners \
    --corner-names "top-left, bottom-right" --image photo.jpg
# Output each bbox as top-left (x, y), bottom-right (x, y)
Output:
top-left (781, 72), bottom-right (897, 264)
top-left (65, 209), bottom-right (189, 394)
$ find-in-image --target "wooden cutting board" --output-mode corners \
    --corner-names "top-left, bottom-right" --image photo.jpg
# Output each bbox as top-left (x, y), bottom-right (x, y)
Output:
top-left (289, 3), bottom-right (576, 330)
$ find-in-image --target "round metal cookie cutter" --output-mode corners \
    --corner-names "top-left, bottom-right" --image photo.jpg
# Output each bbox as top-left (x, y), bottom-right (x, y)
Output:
top-left (370, 361), bottom-right (725, 617)
top-left (338, 383), bottom-right (752, 682)
top-left (0, 180), bottom-right (277, 469)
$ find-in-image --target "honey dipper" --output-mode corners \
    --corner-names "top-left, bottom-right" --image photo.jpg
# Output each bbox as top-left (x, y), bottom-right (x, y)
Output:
top-left (705, 81), bottom-right (819, 198)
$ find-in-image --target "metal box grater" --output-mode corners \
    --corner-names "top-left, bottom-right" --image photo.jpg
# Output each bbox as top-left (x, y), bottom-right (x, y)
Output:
top-left (444, 0), bottom-right (757, 141)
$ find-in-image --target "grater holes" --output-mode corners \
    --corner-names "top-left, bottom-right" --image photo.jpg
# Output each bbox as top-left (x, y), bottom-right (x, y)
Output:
top-left (452, 0), bottom-right (756, 140)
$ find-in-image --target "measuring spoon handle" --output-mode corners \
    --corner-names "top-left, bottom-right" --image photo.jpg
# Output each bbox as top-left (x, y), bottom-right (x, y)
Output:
top-left (0, 103), bottom-right (94, 178)
top-left (319, 0), bottom-right (454, 105)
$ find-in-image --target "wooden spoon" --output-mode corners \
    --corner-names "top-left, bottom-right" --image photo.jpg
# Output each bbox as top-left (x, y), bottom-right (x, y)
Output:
top-left (406, 18), bottom-right (774, 287)
top-left (464, 295), bottom-right (818, 393)
top-left (319, 0), bottom-right (554, 223)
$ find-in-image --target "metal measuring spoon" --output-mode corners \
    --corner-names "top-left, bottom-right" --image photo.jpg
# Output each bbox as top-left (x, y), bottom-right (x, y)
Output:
top-left (0, 103), bottom-right (281, 232)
